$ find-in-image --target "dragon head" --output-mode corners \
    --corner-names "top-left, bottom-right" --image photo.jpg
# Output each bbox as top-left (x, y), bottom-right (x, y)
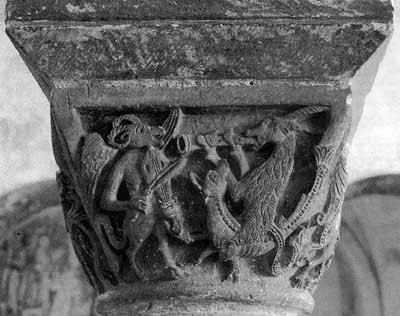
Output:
top-left (190, 159), bottom-right (230, 202)
top-left (245, 116), bottom-right (288, 145)
top-left (245, 106), bottom-right (330, 146)
top-left (203, 159), bottom-right (230, 201)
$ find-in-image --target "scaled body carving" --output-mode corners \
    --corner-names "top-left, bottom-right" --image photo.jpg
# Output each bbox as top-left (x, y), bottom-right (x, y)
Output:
top-left (191, 106), bottom-right (344, 283)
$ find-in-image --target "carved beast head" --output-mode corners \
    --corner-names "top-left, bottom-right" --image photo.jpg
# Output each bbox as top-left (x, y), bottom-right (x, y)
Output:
top-left (245, 116), bottom-right (288, 144)
top-left (245, 106), bottom-right (329, 145)
top-left (108, 114), bottom-right (165, 149)
top-left (203, 160), bottom-right (230, 202)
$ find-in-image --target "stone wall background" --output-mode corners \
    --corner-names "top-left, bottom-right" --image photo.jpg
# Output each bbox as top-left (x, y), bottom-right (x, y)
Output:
top-left (0, 0), bottom-right (399, 195)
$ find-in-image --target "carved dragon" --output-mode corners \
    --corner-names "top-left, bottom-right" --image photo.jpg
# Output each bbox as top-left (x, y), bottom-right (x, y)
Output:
top-left (191, 158), bottom-right (242, 280)
top-left (192, 105), bottom-right (330, 280)
top-left (291, 152), bottom-right (348, 290)
top-left (267, 107), bottom-right (350, 277)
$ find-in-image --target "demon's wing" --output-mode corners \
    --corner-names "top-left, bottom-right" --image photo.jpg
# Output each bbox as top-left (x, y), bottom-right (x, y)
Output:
top-left (81, 133), bottom-right (118, 221)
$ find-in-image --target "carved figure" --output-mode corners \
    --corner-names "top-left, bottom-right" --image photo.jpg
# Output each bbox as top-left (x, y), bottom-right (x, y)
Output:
top-left (81, 109), bottom-right (192, 281)
top-left (291, 153), bottom-right (348, 290)
top-left (192, 106), bottom-right (330, 280)
top-left (51, 97), bottom-right (350, 298)
top-left (191, 158), bottom-right (241, 280)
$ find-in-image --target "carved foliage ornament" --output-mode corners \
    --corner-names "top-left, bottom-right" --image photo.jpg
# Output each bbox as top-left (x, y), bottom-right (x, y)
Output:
top-left (54, 104), bottom-right (350, 293)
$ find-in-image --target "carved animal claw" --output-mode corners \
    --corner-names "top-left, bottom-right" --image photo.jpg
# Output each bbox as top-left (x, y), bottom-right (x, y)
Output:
top-left (223, 258), bottom-right (240, 283)
top-left (168, 266), bottom-right (188, 279)
top-left (226, 267), bottom-right (240, 283)
top-left (196, 247), bottom-right (217, 265)
top-left (134, 268), bottom-right (150, 282)
top-left (223, 128), bottom-right (236, 148)
top-left (224, 128), bottom-right (242, 157)
top-left (197, 135), bottom-right (209, 148)
top-left (197, 135), bottom-right (220, 165)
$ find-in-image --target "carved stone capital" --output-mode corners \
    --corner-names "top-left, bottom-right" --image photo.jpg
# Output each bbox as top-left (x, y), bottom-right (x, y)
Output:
top-left (5, 0), bottom-right (393, 315)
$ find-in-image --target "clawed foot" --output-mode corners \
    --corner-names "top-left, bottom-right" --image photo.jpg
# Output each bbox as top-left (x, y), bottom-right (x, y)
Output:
top-left (135, 269), bottom-right (150, 282)
top-left (224, 260), bottom-right (240, 283)
top-left (197, 135), bottom-right (220, 165)
top-left (225, 268), bottom-right (240, 283)
top-left (167, 265), bottom-right (188, 279)
top-left (196, 247), bottom-right (217, 265)
top-left (223, 127), bottom-right (242, 155)
top-left (223, 128), bottom-right (236, 148)
top-left (130, 261), bottom-right (149, 281)
top-left (223, 128), bottom-right (250, 176)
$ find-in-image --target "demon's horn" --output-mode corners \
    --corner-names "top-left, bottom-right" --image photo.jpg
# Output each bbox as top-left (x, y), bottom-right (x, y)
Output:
top-left (159, 108), bottom-right (184, 150)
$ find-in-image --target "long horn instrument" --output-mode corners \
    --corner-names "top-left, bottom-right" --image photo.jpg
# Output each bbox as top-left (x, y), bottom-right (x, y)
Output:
top-left (158, 108), bottom-right (183, 150)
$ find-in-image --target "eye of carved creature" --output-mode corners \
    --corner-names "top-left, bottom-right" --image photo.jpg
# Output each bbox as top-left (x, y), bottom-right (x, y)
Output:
top-left (136, 124), bottom-right (145, 136)
top-left (207, 170), bottom-right (221, 185)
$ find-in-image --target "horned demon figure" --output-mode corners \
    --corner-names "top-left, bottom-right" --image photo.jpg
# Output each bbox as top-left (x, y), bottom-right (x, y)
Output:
top-left (80, 109), bottom-right (193, 281)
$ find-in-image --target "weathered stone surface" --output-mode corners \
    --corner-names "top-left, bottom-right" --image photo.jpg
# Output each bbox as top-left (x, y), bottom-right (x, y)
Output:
top-left (5, 0), bottom-right (392, 99)
top-left (49, 93), bottom-right (351, 316)
top-left (6, 21), bottom-right (391, 97)
top-left (4, 0), bottom-right (394, 315)
top-left (95, 278), bottom-right (314, 316)
top-left (53, 80), bottom-right (350, 110)
top-left (0, 181), bottom-right (93, 316)
top-left (6, 0), bottom-right (393, 22)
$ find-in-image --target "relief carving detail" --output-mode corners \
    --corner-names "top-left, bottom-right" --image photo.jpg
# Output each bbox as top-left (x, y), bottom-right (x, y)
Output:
top-left (52, 103), bottom-right (350, 294)
top-left (80, 109), bottom-right (192, 282)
